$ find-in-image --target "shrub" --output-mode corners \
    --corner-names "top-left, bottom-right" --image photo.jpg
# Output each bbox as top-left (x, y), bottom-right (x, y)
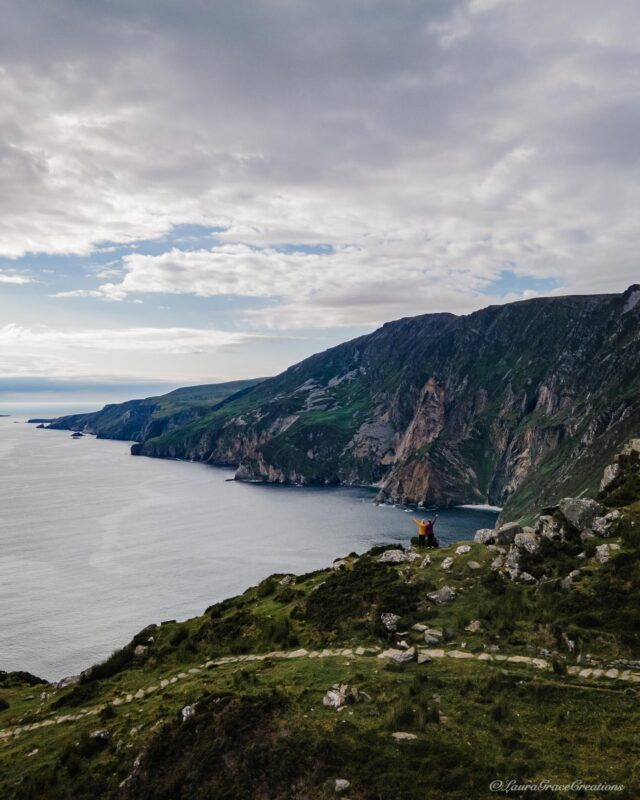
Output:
top-left (0, 697), bottom-right (9, 711)
top-left (170, 626), bottom-right (189, 647)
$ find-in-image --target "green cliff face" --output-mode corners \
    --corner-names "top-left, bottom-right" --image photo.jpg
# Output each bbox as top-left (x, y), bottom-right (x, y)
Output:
top-left (49, 285), bottom-right (640, 521)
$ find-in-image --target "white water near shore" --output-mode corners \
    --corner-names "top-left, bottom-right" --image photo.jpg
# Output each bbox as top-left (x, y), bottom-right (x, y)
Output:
top-left (0, 411), bottom-right (498, 679)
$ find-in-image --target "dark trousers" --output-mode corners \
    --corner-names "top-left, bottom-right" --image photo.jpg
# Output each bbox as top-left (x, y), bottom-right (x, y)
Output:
top-left (418, 535), bottom-right (426, 547)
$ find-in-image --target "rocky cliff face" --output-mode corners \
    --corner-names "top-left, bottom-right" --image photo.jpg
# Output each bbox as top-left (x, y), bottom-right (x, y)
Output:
top-left (52, 286), bottom-right (640, 520)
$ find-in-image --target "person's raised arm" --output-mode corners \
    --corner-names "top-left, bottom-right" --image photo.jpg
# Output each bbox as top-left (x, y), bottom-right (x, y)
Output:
top-left (412, 518), bottom-right (420, 526)
top-left (432, 514), bottom-right (439, 527)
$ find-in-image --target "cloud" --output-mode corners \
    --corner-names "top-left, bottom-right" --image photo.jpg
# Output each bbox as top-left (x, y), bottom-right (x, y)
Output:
top-left (1, 0), bottom-right (640, 334)
top-left (0, 271), bottom-right (33, 284)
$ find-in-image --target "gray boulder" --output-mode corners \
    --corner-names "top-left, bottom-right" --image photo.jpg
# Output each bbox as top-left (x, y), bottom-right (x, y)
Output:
top-left (558, 498), bottom-right (604, 531)
top-left (514, 529), bottom-right (540, 553)
top-left (181, 705), bottom-right (196, 722)
top-left (592, 510), bottom-right (624, 537)
top-left (335, 779), bottom-right (351, 793)
top-left (536, 514), bottom-right (563, 540)
top-left (427, 586), bottom-right (456, 604)
top-left (381, 612), bottom-right (401, 631)
top-left (495, 522), bottom-right (522, 545)
top-left (474, 528), bottom-right (496, 545)
top-left (379, 549), bottom-right (420, 564)
top-left (600, 462), bottom-right (620, 491)
top-left (379, 647), bottom-right (416, 664)
top-left (560, 569), bottom-right (580, 589)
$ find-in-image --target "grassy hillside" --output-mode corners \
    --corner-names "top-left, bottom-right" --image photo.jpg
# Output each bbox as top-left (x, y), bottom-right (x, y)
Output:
top-left (3, 444), bottom-right (640, 799)
top-left (46, 379), bottom-right (264, 443)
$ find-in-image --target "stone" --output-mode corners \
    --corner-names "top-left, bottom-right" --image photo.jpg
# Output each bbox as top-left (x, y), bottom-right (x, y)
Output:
top-left (455, 544), bottom-right (471, 555)
top-left (558, 497), bottom-right (604, 532)
top-left (514, 529), bottom-right (540, 553)
top-left (595, 544), bottom-right (611, 563)
top-left (536, 514), bottom-right (563, 540)
top-left (560, 569), bottom-right (580, 590)
top-left (420, 555), bottom-right (431, 568)
top-left (441, 557), bottom-right (454, 570)
top-left (495, 522), bottom-right (522, 545)
top-left (411, 623), bottom-right (427, 632)
top-left (332, 560), bottom-right (348, 572)
top-left (600, 462), bottom-right (620, 491)
top-left (465, 619), bottom-right (481, 633)
top-left (427, 586), bottom-right (456, 604)
top-left (323, 684), bottom-right (368, 708)
top-left (335, 779), bottom-right (351, 793)
top-left (416, 651), bottom-right (432, 664)
top-left (592, 510), bottom-right (624, 537)
top-left (392, 732), bottom-right (417, 741)
top-left (181, 704), bottom-right (196, 722)
top-left (580, 530), bottom-right (596, 542)
top-left (280, 575), bottom-right (293, 585)
top-left (474, 528), bottom-right (496, 545)
top-left (467, 560), bottom-right (482, 569)
top-left (378, 647), bottom-right (415, 664)
top-left (491, 556), bottom-right (504, 570)
top-left (89, 729), bottom-right (110, 742)
top-left (381, 612), bottom-right (401, 631)
top-left (378, 549), bottom-right (420, 564)
top-left (424, 628), bottom-right (443, 643)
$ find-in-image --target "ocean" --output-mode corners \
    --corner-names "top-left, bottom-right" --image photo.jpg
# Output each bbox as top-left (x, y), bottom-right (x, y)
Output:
top-left (0, 408), bottom-right (498, 679)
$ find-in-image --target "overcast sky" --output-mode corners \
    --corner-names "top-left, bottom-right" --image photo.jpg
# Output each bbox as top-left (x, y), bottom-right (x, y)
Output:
top-left (1, 0), bottom-right (639, 403)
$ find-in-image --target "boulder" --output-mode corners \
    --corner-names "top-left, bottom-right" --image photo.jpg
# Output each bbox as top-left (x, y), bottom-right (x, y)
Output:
top-left (535, 514), bottom-right (563, 540)
top-left (595, 544), bottom-right (611, 563)
top-left (600, 462), bottom-right (620, 491)
top-left (335, 779), bottom-right (351, 793)
top-left (181, 705), bottom-right (196, 722)
top-left (381, 612), bottom-right (401, 632)
top-left (378, 549), bottom-right (420, 564)
top-left (411, 623), bottom-right (427, 632)
top-left (467, 560), bottom-right (482, 570)
top-left (592, 510), bottom-right (624, 538)
top-left (133, 645), bottom-right (147, 658)
top-left (280, 575), bottom-right (294, 585)
top-left (558, 498), bottom-right (604, 532)
top-left (323, 684), bottom-right (369, 708)
top-left (465, 619), bottom-right (481, 633)
top-left (441, 557), bottom-right (454, 570)
top-left (427, 586), bottom-right (456, 604)
top-left (424, 628), bottom-right (443, 645)
top-left (491, 556), bottom-right (504, 570)
top-left (419, 555), bottom-right (431, 568)
top-left (392, 732), bottom-right (417, 741)
top-left (89, 729), bottom-right (111, 742)
top-left (332, 560), bottom-right (348, 572)
top-left (514, 529), bottom-right (540, 553)
top-left (474, 528), bottom-right (496, 545)
top-left (560, 569), bottom-right (580, 590)
top-left (455, 544), bottom-right (471, 555)
top-left (378, 647), bottom-right (416, 664)
top-left (495, 522), bottom-right (522, 545)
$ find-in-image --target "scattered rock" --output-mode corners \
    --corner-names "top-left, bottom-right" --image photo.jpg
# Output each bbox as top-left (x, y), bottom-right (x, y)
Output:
top-left (514, 529), bottom-right (539, 553)
top-left (378, 549), bottom-right (420, 564)
top-left (280, 575), bottom-right (294, 585)
top-left (392, 732), bottom-right (417, 741)
top-left (600, 462), bottom-right (620, 491)
top-left (181, 704), bottom-right (196, 722)
top-left (417, 651), bottom-right (432, 664)
top-left (332, 560), bottom-right (348, 572)
top-left (133, 645), bottom-right (147, 658)
top-left (323, 684), bottom-right (369, 708)
top-left (424, 628), bottom-right (443, 645)
top-left (495, 522), bottom-right (522, 545)
top-left (595, 544), bottom-right (611, 563)
top-left (558, 497), bottom-right (604, 532)
top-left (474, 528), bottom-right (496, 545)
top-left (560, 569), bottom-right (580, 590)
top-left (536, 514), bottom-right (563, 540)
top-left (441, 557), bottom-right (454, 570)
top-left (378, 647), bottom-right (415, 664)
top-left (419, 555), bottom-right (431, 568)
top-left (592, 510), bottom-right (624, 537)
top-left (411, 623), bottom-right (427, 632)
top-left (427, 586), bottom-right (456, 604)
top-left (561, 633), bottom-right (576, 654)
top-left (335, 778), bottom-right (351, 793)
top-left (381, 612), bottom-right (401, 632)
top-left (89, 729), bottom-right (111, 742)
top-left (455, 544), bottom-right (471, 555)
top-left (467, 560), bottom-right (482, 570)
top-left (491, 556), bottom-right (504, 570)
top-left (465, 619), bottom-right (481, 633)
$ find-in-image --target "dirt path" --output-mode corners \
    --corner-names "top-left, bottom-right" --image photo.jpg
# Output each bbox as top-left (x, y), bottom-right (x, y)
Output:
top-left (2, 645), bottom-right (639, 741)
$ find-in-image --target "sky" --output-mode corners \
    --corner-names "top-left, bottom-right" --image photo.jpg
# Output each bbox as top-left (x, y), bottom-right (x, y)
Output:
top-left (1, 0), bottom-right (639, 405)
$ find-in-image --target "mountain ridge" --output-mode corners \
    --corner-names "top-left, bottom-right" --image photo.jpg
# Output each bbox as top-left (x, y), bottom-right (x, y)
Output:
top-left (48, 286), bottom-right (640, 521)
